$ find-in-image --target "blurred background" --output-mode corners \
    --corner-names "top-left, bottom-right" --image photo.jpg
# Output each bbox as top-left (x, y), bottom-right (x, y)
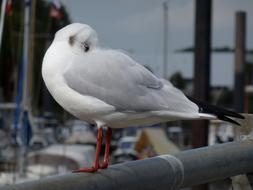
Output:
top-left (0, 0), bottom-right (252, 189)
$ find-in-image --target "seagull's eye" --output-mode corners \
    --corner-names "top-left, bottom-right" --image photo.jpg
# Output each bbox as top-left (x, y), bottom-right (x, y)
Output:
top-left (82, 42), bottom-right (89, 52)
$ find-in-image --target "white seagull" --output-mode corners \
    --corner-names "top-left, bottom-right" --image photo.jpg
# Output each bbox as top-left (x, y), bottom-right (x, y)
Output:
top-left (42, 23), bottom-right (243, 172)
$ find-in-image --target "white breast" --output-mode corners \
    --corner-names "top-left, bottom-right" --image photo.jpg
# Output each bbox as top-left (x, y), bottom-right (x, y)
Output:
top-left (42, 42), bottom-right (115, 123)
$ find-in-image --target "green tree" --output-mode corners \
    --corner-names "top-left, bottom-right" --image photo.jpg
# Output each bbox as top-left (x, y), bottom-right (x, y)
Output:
top-left (0, 0), bottom-right (70, 116)
top-left (0, 0), bottom-right (24, 101)
top-left (169, 72), bottom-right (186, 90)
top-left (32, 0), bottom-right (70, 115)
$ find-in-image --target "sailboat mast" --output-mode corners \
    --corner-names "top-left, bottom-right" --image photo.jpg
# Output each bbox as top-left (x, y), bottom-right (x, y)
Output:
top-left (163, 1), bottom-right (168, 78)
top-left (18, 0), bottom-right (31, 177)
top-left (22, 0), bottom-right (31, 110)
top-left (0, 0), bottom-right (7, 54)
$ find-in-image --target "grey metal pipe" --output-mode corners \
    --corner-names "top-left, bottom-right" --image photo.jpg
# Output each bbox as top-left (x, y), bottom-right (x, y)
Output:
top-left (177, 140), bottom-right (253, 187)
top-left (2, 141), bottom-right (253, 190)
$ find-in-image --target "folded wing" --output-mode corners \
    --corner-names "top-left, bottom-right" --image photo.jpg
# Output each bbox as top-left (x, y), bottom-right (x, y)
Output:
top-left (63, 49), bottom-right (199, 114)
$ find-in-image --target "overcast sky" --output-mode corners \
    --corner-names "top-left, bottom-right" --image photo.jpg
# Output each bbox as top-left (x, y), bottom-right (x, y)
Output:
top-left (58, 0), bottom-right (253, 87)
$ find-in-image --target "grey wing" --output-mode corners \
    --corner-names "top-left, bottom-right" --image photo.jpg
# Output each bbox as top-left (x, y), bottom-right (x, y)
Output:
top-left (63, 50), bottom-right (198, 113)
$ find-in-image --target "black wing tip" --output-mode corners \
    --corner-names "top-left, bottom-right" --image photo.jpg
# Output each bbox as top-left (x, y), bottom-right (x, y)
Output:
top-left (217, 115), bottom-right (241, 126)
top-left (188, 96), bottom-right (245, 125)
top-left (212, 105), bottom-right (245, 119)
top-left (234, 113), bottom-right (245, 119)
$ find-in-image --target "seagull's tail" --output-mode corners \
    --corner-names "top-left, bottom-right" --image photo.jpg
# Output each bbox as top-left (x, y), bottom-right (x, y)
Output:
top-left (188, 96), bottom-right (245, 125)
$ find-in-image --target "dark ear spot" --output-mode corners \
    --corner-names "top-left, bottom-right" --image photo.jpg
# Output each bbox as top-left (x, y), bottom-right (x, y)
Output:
top-left (69, 35), bottom-right (75, 46)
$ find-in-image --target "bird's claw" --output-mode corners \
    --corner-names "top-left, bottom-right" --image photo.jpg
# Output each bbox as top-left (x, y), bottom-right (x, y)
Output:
top-left (73, 167), bottom-right (98, 173)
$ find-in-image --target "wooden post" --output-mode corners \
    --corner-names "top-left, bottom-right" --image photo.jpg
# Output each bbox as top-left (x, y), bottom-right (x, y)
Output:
top-left (192, 1), bottom-right (212, 189)
top-left (192, 0), bottom-right (212, 148)
top-left (234, 12), bottom-right (246, 113)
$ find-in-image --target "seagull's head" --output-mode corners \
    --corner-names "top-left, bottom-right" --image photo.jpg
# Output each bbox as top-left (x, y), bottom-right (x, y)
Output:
top-left (54, 23), bottom-right (98, 53)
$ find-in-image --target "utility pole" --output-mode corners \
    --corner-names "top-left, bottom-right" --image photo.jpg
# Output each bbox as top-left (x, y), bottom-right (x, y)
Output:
top-left (234, 12), bottom-right (246, 113)
top-left (192, 0), bottom-right (212, 189)
top-left (163, 1), bottom-right (168, 78)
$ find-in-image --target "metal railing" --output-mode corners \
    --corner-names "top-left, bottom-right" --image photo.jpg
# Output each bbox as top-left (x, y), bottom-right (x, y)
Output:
top-left (1, 140), bottom-right (253, 190)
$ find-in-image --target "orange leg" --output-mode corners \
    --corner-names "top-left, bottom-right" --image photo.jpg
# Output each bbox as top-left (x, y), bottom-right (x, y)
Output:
top-left (99, 128), bottom-right (112, 169)
top-left (73, 128), bottom-right (103, 173)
